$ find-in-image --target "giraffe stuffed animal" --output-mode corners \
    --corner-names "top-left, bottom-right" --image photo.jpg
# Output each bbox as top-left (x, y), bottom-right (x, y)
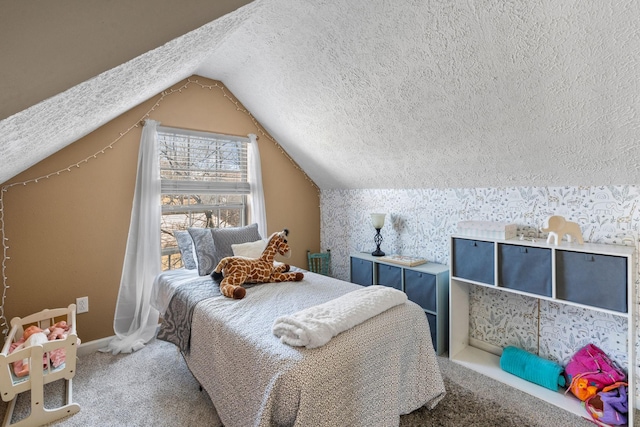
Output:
top-left (212, 229), bottom-right (304, 299)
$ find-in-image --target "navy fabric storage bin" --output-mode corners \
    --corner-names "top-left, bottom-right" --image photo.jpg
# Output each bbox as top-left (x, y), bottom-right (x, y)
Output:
top-left (498, 244), bottom-right (552, 296)
top-left (556, 251), bottom-right (627, 312)
top-left (404, 270), bottom-right (436, 311)
top-left (452, 238), bottom-right (495, 284)
top-left (350, 257), bottom-right (373, 286)
top-left (377, 263), bottom-right (402, 290)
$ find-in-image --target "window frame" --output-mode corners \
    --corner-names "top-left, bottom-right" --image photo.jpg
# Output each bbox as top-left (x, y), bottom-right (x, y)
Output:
top-left (157, 126), bottom-right (251, 270)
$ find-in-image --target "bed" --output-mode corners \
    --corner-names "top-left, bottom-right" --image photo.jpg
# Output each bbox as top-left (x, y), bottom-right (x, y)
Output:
top-left (151, 225), bottom-right (445, 426)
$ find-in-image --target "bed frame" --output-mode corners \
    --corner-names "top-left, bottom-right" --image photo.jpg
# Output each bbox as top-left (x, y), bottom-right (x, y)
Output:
top-left (0, 304), bottom-right (80, 427)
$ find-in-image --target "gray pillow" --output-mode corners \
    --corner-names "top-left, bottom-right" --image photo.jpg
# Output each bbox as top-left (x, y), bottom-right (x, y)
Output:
top-left (188, 224), bottom-right (262, 276)
top-left (211, 223), bottom-right (262, 266)
top-left (188, 228), bottom-right (218, 276)
top-left (174, 231), bottom-right (197, 270)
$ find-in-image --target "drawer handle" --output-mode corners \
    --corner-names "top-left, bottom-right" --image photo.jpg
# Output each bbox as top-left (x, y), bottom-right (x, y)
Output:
top-left (520, 247), bottom-right (528, 253)
top-left (585, 254), bottom-right (595, 262)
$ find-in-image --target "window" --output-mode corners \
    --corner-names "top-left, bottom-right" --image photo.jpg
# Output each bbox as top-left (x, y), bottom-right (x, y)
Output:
top-left (158, 126), bottom-right (250, 270)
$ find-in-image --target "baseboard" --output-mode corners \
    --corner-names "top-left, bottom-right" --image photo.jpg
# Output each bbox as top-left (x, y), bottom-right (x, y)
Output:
top-left (77, 336), bottom-right (113, 356)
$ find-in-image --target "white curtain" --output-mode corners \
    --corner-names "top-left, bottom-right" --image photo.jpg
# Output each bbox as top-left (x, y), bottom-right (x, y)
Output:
top-left (248, 133), bottom-right (268, 237)
top-left (103, 120), bottom-right (161, 354)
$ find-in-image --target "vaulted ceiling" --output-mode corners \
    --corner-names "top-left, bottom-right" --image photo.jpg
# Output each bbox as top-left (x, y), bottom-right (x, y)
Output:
top-left (2, 1), bottom-right (639, 189)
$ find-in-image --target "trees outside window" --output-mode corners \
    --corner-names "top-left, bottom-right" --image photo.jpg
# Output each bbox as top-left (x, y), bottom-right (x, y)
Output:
top-left (158, 127), bottom-right (249, 270)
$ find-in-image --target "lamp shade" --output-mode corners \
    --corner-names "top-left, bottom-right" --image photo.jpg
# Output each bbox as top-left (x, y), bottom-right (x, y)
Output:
top-left (371, 213), bottom-right (386, 229)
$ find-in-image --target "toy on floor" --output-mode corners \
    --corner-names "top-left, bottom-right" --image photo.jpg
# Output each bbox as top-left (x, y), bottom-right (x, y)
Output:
top-left (212, 229), bottom-right (304, 299)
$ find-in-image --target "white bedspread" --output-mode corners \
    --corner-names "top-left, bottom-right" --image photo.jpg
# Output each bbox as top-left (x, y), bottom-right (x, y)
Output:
top-left (151, 268), bottom-right (202, 315)
top-left (272, 285), bottom-right (408, 348)
top-left (183, 271), bottom-right (445, 427)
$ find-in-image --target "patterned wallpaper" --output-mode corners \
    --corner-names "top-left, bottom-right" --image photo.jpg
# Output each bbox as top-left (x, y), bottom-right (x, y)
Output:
top-left (320, 185), bottom-right (638, 389)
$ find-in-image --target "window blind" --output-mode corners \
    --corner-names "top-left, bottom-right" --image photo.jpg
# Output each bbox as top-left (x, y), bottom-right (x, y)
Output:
top-left (157, 126), bottom-right (249, 195)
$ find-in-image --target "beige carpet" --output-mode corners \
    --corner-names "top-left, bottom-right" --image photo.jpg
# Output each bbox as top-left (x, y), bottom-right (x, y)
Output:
top-left (0, 338), bottom-right (616, 426)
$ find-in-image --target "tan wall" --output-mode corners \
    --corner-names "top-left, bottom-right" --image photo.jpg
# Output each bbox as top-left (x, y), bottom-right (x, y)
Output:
top-left (0, 0), bottom-right (252, 120)
top-left (0, 76), bottom-right (320, 342)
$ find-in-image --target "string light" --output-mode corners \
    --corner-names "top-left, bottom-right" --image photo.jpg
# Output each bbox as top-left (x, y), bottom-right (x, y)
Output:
top-left (0, 78), bottom-right (319, 336)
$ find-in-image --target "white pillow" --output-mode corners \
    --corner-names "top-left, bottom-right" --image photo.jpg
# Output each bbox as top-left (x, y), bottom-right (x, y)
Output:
top-left (231, 239), bottom-right (267, 258)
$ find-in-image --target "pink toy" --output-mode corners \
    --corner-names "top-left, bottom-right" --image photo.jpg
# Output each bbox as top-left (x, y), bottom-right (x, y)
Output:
top-left (12, 326), bottom-right (49, 377)
top-left (565, 344), bottom-right (626, 401)
top-left (10, 321), bottom-right (75, 376)
top-left (47, 321), bottom-right (70, 341)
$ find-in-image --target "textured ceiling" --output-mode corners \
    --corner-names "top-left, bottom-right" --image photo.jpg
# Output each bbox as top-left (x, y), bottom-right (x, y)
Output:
top-left (1, 0), bottom-right (639, 189)
top-left (0, 3), bottom-right (256, 185)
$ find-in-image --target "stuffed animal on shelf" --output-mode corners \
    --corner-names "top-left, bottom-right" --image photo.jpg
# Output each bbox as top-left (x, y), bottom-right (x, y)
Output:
top-left (212, 229), bottom-right (304, 299)
top-left (541, 215), bottom-right (584, 245)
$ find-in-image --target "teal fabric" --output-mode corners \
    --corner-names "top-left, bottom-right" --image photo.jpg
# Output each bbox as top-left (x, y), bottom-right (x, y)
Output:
top-left (500, 346), bottom-right (566, 391)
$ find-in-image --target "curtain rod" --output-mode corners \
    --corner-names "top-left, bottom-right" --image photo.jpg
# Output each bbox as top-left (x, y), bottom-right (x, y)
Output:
top-left (145, 122), bottom-right (258, 141)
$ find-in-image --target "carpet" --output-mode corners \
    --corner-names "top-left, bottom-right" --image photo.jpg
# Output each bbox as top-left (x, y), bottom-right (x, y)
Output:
top-left (402, 377), bottom-right (551, 427)
top-left (0, 339), bottom-right (605, 426)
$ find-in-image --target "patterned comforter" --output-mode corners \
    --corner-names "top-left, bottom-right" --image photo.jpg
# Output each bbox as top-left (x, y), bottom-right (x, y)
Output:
top-left (156, 280), bottom-right (220, 352)
top-left (154, 269), bottom-right (445, 427)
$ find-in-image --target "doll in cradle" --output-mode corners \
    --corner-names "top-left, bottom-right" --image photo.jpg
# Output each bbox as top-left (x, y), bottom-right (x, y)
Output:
top-left (12, 325), bottom-right (49, 377)
top-left (47, 321), bottom-right (70, 341)
top-left (12, 321), bottom-right (70, 377)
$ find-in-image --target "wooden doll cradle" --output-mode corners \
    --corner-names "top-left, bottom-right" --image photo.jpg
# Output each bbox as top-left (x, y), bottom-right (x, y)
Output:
top-left (0, 304), bottom-right (80, 427)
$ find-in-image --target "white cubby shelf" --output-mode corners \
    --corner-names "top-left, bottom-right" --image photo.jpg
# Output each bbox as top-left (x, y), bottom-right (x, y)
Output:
top-left (449, 234), bottom-right (636, 425)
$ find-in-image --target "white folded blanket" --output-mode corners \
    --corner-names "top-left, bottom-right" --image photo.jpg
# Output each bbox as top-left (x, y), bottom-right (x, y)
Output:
top-left (272, 285), bottom-right (408, 349)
